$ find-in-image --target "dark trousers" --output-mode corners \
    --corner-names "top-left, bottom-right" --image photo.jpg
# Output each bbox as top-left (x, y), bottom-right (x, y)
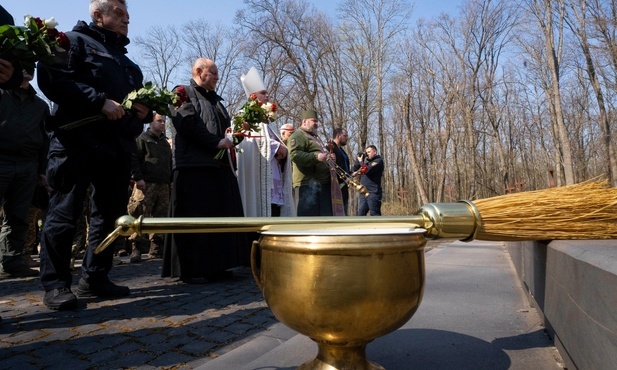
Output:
top-left (271, 204), bottom-right (281, 217)
top-left (40, 146), bottom-right (130, 291)
top-left (358, 191), bottom-right (382, 216)
top-left (295, 180), bottom-right (333, 216)
top-left (341, 185), bottom-right (349, 216)
top-left (0, 159), bottom-right (38, 272)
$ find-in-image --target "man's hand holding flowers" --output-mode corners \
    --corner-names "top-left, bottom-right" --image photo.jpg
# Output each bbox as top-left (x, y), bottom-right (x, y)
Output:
top-left (61, 82), bottom-right (183, 130)
top-left (101, 99), bottom-right (149, 121)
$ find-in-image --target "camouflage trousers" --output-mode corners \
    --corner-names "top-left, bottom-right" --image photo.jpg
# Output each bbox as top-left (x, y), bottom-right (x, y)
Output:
top-left (127, 183), bottom-right (170, 248)
top-left (24, 206), bottom-right (45, 255)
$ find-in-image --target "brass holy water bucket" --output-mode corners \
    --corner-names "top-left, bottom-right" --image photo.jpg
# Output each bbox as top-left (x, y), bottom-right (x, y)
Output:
top-left (94, 203), bottom-right (479, 369)
top-left (251, 228), bottom-right (427, 370)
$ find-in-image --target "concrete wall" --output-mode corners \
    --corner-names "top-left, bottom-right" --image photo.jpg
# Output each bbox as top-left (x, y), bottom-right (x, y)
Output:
top-left (507, 240), bottom-right (617, 370)
top-left (506, 241), bottom-right (549, 318)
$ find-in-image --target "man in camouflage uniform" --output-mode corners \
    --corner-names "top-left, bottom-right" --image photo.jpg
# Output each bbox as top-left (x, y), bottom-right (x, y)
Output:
top-left (128, 113), bottom-right (172, 261)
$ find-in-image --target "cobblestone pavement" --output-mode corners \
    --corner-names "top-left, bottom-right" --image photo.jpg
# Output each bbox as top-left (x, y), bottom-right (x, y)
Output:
top-left (0, 256), bottom-right (277, 370)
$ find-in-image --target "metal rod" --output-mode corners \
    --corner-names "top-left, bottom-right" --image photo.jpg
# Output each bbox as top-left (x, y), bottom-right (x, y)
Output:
top-left (94, 202), bottom-right (481, 254)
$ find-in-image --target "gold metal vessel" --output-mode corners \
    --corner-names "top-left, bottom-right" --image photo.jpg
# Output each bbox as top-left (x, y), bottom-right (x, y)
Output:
top-left (252, 228), bottom-right (427, 370)
top-left (92, 202), bottom-right (478, 369)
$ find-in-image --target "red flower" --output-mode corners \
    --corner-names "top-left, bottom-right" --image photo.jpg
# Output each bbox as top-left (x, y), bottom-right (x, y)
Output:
top-left (249, 93), bottom-right (257, 100)
top-left (56, 32), bottom-right (70, 50)
top-left (359, 164), bottom-right (368, 175)
top-left (173, 85), bottom-right (189, 107)
top-left (34, 17), bottom-right (44, 29)
top-left (46, 27), bottom-right (58, 38)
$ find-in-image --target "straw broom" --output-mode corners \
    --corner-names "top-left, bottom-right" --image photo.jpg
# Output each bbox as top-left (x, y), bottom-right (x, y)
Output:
top-left (473, 179), bottom-right (617, 241)
top-left (95, 179), bottom-right (617, 254)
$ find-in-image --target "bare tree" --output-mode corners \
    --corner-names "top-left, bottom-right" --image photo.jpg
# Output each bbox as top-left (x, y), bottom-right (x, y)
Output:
top-left (337, 0), bottom-right (412, 153)
top-left (523, 0), bottom-right (575, 185)
top-left (577, 0), bottom-right (617, 186)
top-left (133, 25), bottom-right (184, 89)
top-left (394, 21), bottom-right (457, 205)
top-left (236, 0), bottom-right (334, 127)
top-left (465, 0), bottom-right (517, 194)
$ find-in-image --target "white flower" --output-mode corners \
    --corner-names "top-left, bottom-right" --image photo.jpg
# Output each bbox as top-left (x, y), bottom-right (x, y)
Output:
top-left (263, 103), bottom-right (277, 121)
top-left (44, 17), bottom-right (59, 29)
top-left (24, 14), bottom-right (34, 24)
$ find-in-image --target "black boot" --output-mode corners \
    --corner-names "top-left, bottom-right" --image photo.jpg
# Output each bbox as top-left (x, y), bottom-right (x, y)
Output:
top-left (129, 242), bottom-right (142, 263)
top-left (75, 278), bottom-right (130, 298)
top-left (44, 288), bottom-right (78, 310)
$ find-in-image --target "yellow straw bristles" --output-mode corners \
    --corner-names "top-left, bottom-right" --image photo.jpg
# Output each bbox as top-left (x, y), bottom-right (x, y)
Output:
top-left (473, 180), bottom-right (617, 241)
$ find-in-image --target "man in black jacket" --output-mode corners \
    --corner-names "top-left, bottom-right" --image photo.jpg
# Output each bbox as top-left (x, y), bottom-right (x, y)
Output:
top-left (37, 0), bottom-right (152, 310)
top-left (331, 127), bottom-right (351, 215)
top-left (162, 58), bottom-right (247, 283)
top-left (353, 145), bottom-right (384, 216)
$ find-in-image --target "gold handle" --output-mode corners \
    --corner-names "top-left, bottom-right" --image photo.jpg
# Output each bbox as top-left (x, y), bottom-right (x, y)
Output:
top-left (94, 203), bottom-right (481, 255)
top-left (94, 215), bottom-right (141, 254)
top-left (94, 226), bottom-right (123, 254)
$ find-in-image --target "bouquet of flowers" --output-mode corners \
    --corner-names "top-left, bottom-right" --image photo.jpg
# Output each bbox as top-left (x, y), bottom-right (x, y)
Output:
top-left (60, 82), bottom-right (185, 130)
top-left (214, 93), bottom-right (277, 159)
top-left (122, 81), bottom-right (184, 117)
top-left (0, 15), bottom-right (69, 74)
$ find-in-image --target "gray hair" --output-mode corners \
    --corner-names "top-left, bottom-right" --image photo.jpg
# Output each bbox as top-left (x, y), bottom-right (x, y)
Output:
top-left (89, 0), bottom-right (127, 22)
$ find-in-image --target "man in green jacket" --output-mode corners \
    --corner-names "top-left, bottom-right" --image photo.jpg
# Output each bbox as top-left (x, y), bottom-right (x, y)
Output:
top-left (128, 113), bottom-right (172, 261)
top-left (288, 110), bottom-right (337, 216)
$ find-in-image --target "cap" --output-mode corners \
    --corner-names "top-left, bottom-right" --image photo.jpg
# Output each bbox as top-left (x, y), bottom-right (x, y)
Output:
top-left (241, 67), bottom-right (266, 98)
top-left (280, 123), bottom-right (295, 132)
top-left (301, 110), bottom-right (318, 120)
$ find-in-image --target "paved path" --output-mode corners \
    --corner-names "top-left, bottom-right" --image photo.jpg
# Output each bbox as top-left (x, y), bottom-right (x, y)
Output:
top-left (0, 257), bottom-right (276, 369)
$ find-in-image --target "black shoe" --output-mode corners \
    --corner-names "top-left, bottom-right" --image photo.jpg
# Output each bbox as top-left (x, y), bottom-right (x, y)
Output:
top-left (44, 288), bottom-right (78, 310)
top-left (0, 267), bottom-right (39, 279)
top-left (75, 278), bottom-right (130, 298)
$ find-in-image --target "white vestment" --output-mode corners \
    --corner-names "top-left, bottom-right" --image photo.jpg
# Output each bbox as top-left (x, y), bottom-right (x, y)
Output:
top-left (236, 122), bottom-right (296, 217)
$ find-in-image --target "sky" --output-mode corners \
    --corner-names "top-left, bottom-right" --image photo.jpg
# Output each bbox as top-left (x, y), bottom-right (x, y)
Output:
top-left (5, 0), bottom-right (462, 42)
top-left (4, 0), bottom-right (462, 90)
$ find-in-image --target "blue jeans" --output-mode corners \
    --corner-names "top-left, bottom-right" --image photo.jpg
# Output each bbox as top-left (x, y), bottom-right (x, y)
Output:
top-left (0, 159), bottom-right (38, 272)
top-left (358, 191), bottom-right (382, 216)
top-left (40, 139), bottom-right (131, 291)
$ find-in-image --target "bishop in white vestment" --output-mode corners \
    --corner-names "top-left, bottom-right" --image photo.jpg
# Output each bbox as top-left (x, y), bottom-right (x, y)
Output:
top-left (236, 67), bottom-right (296, 217)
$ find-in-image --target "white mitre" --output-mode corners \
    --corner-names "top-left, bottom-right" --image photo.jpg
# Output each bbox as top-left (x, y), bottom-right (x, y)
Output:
top-left (241, 67), bottom-right (266, 98)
